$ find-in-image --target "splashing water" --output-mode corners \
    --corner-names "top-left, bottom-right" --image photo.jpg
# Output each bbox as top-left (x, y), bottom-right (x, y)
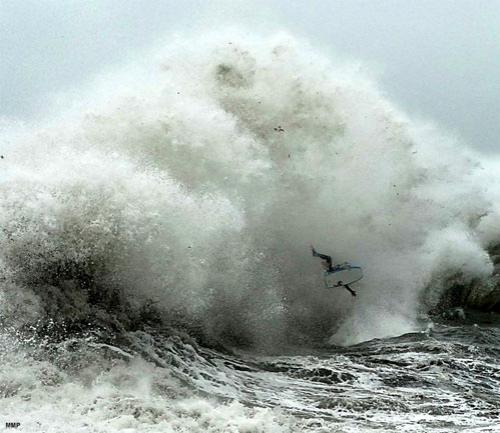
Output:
top-left (1, 33), bottom-right (499, 432)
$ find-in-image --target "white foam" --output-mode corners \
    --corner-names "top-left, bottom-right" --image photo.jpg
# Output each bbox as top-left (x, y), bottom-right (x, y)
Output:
top-left (1, 32), bottom-right (498, 348)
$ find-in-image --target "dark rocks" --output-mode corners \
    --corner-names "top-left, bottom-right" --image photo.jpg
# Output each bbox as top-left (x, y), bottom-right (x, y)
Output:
top-left (430, 243), bottom-right (500, 315)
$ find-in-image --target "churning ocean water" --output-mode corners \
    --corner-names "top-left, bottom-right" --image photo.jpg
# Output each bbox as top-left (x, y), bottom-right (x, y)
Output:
top-left (0, 33), bottom-right (499, 432)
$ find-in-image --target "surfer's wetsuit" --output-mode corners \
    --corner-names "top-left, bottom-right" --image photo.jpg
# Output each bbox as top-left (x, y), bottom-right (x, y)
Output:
top-left (311, 247), bottom-right (357, 297)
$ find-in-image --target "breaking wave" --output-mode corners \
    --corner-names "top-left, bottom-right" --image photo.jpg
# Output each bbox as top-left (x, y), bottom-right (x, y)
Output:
top-left (1, 33), bottom-right (499, 347)
top-left (2, 32), bottom-right (500, 433)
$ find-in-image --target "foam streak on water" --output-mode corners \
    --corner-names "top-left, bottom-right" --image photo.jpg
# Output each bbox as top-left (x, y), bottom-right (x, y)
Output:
top-left (1, 324), bottom-right (499, 432)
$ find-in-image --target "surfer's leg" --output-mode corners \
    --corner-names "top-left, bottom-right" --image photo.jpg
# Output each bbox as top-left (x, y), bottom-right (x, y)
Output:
top-left (344, 284), bottom-right (357, 297)
top-left (311, 247), bottom-right (333, 269)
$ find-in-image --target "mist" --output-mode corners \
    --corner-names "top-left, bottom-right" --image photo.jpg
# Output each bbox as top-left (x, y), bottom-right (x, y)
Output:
top-left (1, 0), bottom-right (499, 153)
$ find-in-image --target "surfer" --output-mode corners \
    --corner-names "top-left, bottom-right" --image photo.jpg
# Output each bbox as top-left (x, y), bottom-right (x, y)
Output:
top-left (311, 246), bottom-right (357, 297)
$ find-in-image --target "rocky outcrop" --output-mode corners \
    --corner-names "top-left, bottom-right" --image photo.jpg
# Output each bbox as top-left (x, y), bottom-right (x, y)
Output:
top-left (431, 244), bottom-right (500, 314)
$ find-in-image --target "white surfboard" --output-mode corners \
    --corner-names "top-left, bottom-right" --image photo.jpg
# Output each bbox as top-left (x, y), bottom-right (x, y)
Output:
top-left (324, 263), bottom-right (363, 289)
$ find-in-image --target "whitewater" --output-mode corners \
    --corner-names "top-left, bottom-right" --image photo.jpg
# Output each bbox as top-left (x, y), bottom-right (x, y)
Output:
top-left (0, 33), bottom-right (499, 432)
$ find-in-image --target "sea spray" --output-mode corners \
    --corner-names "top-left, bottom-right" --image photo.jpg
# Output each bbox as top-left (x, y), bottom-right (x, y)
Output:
top-left (1, 32), bottom-right (500, 433)
top-left (0, 33), bottom-right (498, 349)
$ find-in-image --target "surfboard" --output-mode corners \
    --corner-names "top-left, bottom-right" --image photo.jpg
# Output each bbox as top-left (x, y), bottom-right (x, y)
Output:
top-left (324, 263), bottom-right (363, 289)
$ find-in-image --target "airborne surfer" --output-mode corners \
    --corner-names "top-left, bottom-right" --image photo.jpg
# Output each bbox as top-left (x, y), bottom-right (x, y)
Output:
top-left (311, 246), bottom-right (357, 297)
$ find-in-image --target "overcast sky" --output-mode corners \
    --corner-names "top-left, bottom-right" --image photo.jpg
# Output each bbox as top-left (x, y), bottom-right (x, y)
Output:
top-left (1, 0), bottom-right (499, 153)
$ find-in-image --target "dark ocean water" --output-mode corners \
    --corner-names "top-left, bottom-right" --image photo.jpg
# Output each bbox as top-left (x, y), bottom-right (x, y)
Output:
top-left (2, 316), bottom-right (498, 432)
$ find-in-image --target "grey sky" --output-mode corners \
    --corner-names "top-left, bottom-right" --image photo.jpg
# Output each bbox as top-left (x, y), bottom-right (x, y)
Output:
top-left (1, 0), bottom-right (499, 152)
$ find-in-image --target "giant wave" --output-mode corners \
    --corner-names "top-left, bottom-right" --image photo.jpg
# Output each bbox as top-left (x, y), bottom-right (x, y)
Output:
top-left (1, 32), bottom-right (499, 432)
